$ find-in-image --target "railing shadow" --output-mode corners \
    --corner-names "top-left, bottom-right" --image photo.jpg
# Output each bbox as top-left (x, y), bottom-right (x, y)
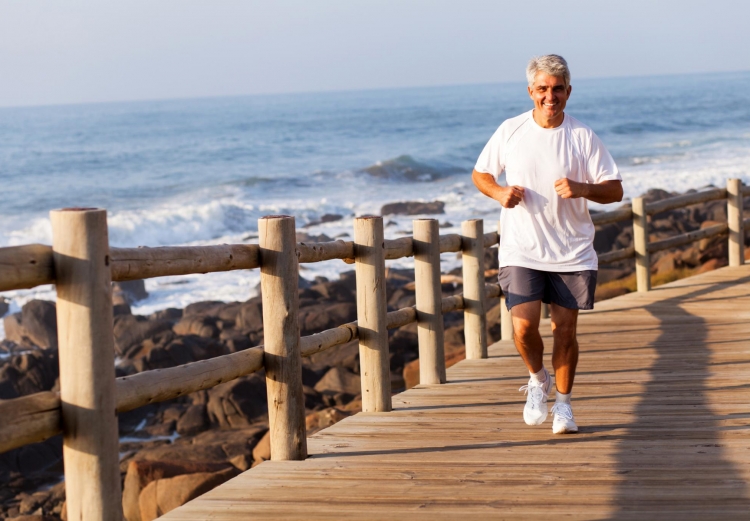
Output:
top-left (608, 276), bottom-right (750, 519)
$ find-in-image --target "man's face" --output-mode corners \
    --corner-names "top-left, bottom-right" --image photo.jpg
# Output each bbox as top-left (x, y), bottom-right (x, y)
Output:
top-left (528, 72), bottom-right (571, 121)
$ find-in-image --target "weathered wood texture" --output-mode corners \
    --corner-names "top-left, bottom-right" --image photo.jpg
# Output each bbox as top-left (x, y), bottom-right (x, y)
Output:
top-left (461, 219), bottom-right (487, 359)
top-left (0, 244), bottom-right (54, 291)
top-left (259, 216), bottom-right (307, 461)
top-left (591, 206), bottom-right (632, 226)
top-left (50, 209), bottom-right (123, 521)
top-left (727, 178), bottom-right (744, 267)
top-left (163, 265), bottom-right (750, 520)
top-left (648, 223), bottom-right (728, 254)
top-left (598, 245), bottom-right (636, 264)
top-left (0, 392), bottom-right (60, 452)
top-left (414, 219), bottom-right (446, 385)
top-left (632, 197), bottom-right (650, 292)
top-left (645, 187), bottom-right (727, 215)
top-left (354, 217), bottom-right (392, 412)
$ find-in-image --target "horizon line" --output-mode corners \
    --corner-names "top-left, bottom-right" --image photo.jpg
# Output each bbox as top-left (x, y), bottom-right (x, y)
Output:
top-left (1, 68), bottom-right (748, 111)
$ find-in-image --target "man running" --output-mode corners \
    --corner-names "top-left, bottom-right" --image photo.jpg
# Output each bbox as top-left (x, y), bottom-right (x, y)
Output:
top-left (472, 55), bottom-right (623, 434)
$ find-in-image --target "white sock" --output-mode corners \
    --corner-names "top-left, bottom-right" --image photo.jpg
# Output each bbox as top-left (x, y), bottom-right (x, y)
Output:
top-left (530, 367), bottom-right (547, 384)
top-left (556, 390), bottom-right (571, 404)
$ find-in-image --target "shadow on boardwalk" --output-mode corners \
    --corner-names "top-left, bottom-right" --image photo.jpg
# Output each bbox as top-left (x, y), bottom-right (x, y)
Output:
top-left (610, 278), bottom-right (750, 519)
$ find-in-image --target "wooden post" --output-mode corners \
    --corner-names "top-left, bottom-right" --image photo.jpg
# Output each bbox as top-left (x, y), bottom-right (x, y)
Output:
top-left (500, 296), bottom-right (513, 341)
top-left (632, 197), bottom-right (651, 292)
top-left (50, 208), bottom-right (122, 521)
top-left (727, 178), bottom-right (744, 267)
top-left (413, 219), bottom-right (446, 385)
top-left (462, 219), bottom-right (487, 359)
top-left (259, 215), bottom-right (307, 460)
top-left (354, 216), bottom-right (392, 412)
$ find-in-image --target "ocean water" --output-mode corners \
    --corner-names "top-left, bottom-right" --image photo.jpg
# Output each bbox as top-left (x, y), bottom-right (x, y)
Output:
top-left (1, 71), bottom-right (749, 331)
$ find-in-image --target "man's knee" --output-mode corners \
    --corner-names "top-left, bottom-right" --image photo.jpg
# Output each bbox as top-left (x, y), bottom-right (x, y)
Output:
top-left (514, 319), bottom-right (539, 344)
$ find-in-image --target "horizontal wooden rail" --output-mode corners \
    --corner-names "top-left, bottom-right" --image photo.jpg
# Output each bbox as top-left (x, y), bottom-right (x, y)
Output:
top-left (116, 346), bottom-right (264, 413)
top-left (0, 391), bottom-right (60, 454)
top-left (648, 223), bottom-right (729, 254)
top-left (0, 282), bottom-right (502, 454)
top-left (598, 245), bottom-right (636, 264)
top-left (0, 244), bottom-right (55, 291)
top-left (591, 206), bottom-right (632, 226)
top-left (110, 245), bottom-right (260, 281)
top-left (645, 188), bottom-right (727, 215)
top-left (0, 232), bottom-right (501, 292)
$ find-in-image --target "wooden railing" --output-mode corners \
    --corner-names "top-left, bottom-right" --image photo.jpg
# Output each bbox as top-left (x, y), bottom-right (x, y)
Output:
top-left (0, 177), bottom-right (747, 520)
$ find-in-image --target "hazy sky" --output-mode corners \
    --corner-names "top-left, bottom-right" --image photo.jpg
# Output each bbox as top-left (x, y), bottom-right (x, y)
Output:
top-left (1, 0), bottom-right (748, 107)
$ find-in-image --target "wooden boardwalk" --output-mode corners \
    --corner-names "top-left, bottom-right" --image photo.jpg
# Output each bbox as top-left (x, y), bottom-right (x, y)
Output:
top-left (164, 265), bottom-right (750, 520)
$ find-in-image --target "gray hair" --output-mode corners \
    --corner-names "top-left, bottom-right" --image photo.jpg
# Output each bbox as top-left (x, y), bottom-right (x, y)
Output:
top-left (526, 55), bottom-right (570, 88)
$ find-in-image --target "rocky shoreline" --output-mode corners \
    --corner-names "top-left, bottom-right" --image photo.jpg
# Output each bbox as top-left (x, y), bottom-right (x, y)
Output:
top-left (1, 187), bottom-right (746, 520)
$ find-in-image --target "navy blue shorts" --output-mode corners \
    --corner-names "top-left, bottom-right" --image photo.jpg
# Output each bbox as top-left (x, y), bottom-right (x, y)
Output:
top-left (498, 266), bottom-right (597, 311)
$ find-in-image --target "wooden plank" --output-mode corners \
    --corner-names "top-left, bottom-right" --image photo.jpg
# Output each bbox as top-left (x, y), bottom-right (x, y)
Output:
top-left (645, 187), bottom-right (727, 215)
top-left (162, 264), bottom-right (750, 520)
top-left (648, 223), bottom-right (729, 253)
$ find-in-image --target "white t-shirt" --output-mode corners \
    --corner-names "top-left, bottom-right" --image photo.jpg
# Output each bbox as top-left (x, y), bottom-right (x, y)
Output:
top-left (475, 110), bottom-right (621, 271)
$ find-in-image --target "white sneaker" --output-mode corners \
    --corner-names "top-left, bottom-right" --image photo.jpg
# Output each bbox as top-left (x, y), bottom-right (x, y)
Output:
top-left (551, 402), bottom-right (578, 434)
top-left (519, 369), bottom-right (551, 426)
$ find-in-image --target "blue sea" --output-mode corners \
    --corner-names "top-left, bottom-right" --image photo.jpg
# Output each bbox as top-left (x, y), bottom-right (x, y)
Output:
top-left (1, 71), bottom-right (749, 332)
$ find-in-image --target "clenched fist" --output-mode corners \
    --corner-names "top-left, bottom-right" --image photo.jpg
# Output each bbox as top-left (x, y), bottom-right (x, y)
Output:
top-left (554, 178), bottom-right (585, 199)
top-left (496, 185), bottom-right (525, 208)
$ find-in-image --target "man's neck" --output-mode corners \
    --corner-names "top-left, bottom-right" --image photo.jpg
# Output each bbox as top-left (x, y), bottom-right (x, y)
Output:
top-left (532, 109), bottom-right (565, 129)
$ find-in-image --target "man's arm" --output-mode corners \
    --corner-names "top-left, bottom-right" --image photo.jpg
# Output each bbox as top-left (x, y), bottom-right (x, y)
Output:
top-left (472, 170), bottom-right (525, 208)
top-left (554, 178), bottom-right (623, 204)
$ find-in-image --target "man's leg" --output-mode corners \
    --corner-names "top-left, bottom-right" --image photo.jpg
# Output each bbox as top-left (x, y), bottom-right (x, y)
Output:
top-left (549, 303), bottom-right (579, 393)
top-left (511, 300), bottom-right (544, 373)
top-left (511, 300), bottom-right (552, 425)
top-left (549, 303), bottom-right (579, 434)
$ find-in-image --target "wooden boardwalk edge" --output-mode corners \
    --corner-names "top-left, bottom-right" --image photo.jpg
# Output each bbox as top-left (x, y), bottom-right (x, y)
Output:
top-left (162, 265), bottom-right (750, 520)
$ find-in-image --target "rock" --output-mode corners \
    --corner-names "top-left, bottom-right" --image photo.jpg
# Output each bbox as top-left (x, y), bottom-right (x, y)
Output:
top-left (21, 299), bottom-right (58, 348)
top-left (314, 367), bottom-right (361, 396)
top-left (131, 335), bottom-right (227, 372)
top-left (653, 251), bottom-right (679, 275)
top-left (697, 257), bottom-right (726, 274)
top-left (303, 214), bottom-right (343, 227)
top-left (122, 460), bottom-right (235, 521)
top-left (3, 313), bottom-right (24, 345)
top-left (176, 405), bottom-right (209, 436)
top-left (137, 466), bottom-right (239, 520)
top-left (0, 349), bottom-right (60, 399)
top-left (113, 302), bottom-right (132, 316)
top-left (0, 297), bottom-right (8, 317)
top-left (114, 315), bottom-right (173, 357)
top-left (113, 279), bottom-right (149, 305)
top-left (235, 297), bottom-right (263, 333)
top-left (184, 301), bottom-right (226, 317)
top-left (251, 431), bottom-right (271, 465)
top-left (173, 315), bottom-right (219, 338)
top-left (149, 308), bottom-right (183, 322)
top-left (206, 374), bottom-right (268, 428)
top-left (306, 407), bottom-right (350, 436)
top-left (296, 232), bottom-right (333, 243)
top-left (380, 201), bottom-right (445, 216)
top-left (298, 302), bottom-right (356, 336)
top-left (228, 453), bottom-right (252, 472)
